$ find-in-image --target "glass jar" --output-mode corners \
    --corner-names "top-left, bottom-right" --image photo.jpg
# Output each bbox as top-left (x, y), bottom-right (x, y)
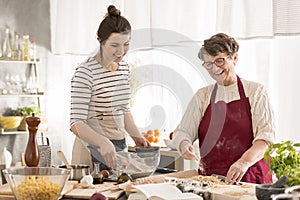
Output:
top-left (91, 162), bottom-right (103, 184)
top-left (2, 28), bottom-right (12, 60)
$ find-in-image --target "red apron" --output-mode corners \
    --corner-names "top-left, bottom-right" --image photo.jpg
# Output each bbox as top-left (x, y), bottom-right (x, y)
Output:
top-left (198, 76), bottom-right (272, 184)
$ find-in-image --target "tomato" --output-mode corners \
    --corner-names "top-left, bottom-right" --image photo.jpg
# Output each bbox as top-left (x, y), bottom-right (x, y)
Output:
top-left (154, 129), bottom-right (160, 137)
top-left (169, 132), bottom-right (174, 140)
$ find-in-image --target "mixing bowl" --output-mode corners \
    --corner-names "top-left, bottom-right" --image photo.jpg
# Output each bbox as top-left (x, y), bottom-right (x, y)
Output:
top-left (116, 149), bottom-right (160, 180)
top-left (2, 167), bottom-right (70, 200)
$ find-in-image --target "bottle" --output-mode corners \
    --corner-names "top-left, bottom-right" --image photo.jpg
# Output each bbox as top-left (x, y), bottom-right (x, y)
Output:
top-left (12, 34), bottom-right (22, 61)
top-left (29, 40), bottom-right (37, 61)
top-left (0, 40), bottom-right (2, 59)
top-left (22, 35), bottom-right (30, 61)
top-left (26, 64), bottom-right (38, 94)
top-left (91, 162), bottom-right (104, 184)
top-left (0, 147), bottom-right (12, 185)
top-left (0, 147), bottom-right (12, 168)
top-left (2, 28), bottom-right (12, 60)
top-left (24, 113), bottom-right (41, 167)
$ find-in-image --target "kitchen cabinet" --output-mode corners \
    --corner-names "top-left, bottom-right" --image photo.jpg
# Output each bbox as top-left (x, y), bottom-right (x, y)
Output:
top-left (0, 60), bottom-right (44, 135)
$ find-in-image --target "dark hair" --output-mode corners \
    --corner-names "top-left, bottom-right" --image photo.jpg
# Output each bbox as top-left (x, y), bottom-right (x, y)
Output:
top-left (97, 5), bottom-right (131, 44)
top-left (198, 33), bottom-right (239, 61)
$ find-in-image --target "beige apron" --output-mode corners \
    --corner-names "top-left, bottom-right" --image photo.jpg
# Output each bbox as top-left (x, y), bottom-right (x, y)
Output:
top-left (71, 116), bottom-right (127, 168)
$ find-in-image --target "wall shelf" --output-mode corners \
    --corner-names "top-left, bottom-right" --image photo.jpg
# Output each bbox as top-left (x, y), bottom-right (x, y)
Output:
top-left (0, 60), bottom-right (40, 64)
top-left (0, 131), bottom-right (28, 135)
top-left (0, 93), bottom-right (44, 97)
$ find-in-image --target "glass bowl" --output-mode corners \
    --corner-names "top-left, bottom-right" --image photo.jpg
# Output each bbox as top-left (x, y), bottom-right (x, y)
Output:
top-left (2, 167), bottom-right (70, 200)
top-left (116, 148), bottom-right (160, 180)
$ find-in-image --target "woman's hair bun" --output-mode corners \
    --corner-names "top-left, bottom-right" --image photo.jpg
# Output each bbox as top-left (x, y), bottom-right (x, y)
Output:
top-left (107, 5), bottom-right (121, 17)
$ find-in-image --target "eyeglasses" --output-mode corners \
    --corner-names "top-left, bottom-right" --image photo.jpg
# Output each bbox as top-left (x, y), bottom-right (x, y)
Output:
top-left (202, 56), bottom-right (230, 70)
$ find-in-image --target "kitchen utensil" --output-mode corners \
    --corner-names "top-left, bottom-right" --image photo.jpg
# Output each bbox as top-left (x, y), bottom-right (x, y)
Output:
top-left (3, 167), bottom-right (70, 200)
top-left (57, 150), bottom-right (90, 181)
top-left (38, 134), bottom-right (51, 167)
top-left (271, 176), bottom-right (288, 188)
top-left (271, 193), bottom-right (300, 200)
top-left (24, 114), bottom-right (40, 167)
top-left (256, 184), bottom-right (287, 200)
top-left (58, 164), bottom-right (90, 181)
top-left (57, 150), bottom-right (72, 169)
top-left (115, 151), bottom-right (160, 180)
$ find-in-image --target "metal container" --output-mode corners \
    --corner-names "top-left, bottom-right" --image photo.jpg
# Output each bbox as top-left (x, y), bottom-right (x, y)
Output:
top-left (38, 136), bottom-right (51, 167)
top-left (58, 164), bottom-right (90, 181)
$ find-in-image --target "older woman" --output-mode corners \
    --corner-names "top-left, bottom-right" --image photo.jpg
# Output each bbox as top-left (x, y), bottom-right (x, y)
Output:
top-left (172, 33), bottom-right (275, 184)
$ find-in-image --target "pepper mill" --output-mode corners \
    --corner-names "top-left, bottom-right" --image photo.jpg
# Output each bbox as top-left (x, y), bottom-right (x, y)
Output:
top-left (24, 113), bottom-right (41, 167)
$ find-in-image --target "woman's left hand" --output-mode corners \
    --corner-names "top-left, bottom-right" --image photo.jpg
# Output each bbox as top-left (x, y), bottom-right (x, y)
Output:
top-left (133, 136), bottom-right (150, 147)
top-left (225, 159), bottom-right (251, 184)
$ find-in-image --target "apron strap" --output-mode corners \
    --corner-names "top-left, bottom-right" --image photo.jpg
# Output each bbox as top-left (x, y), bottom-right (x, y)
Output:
top-left (237, 75), bottom-right (247, 99)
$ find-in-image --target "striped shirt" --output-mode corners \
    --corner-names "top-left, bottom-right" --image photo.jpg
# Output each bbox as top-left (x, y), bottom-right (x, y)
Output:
top-left (70, 57), bottom-right (131, 127)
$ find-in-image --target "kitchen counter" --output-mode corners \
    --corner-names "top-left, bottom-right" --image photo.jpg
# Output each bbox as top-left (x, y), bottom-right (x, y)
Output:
top-left (0, 170), bottom-right (258, 200)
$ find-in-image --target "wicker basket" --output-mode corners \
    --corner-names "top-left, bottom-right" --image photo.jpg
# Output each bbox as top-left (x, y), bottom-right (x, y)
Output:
top-left (0, 116), bottom-right (23, 131)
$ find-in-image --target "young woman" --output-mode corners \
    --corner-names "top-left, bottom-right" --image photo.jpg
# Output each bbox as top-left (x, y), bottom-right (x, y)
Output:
top-left (70, 5), bottom-right (149, 170)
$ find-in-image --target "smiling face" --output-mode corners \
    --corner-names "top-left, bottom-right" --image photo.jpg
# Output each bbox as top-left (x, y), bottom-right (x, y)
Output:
top-left (100, 32), bottom-right (131, 67)
top-left (202, 52), bottom-right (238, 86)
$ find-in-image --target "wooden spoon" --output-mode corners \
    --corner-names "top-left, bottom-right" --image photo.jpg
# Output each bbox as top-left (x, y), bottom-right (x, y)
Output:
top-left (57, 150), bottom-right (72, 169)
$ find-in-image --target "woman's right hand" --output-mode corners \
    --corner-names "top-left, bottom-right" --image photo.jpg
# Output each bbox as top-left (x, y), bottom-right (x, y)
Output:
top-left (179, 140), bottom-right (199, 161)
top-left (98, 138), bottom-right (116, 169)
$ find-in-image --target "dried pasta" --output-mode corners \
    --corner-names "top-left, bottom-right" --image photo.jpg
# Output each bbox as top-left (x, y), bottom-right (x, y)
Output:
top-left (190, 175), bottom-right (225, 187)
top-left (13, 176), bottom-right (62, 200)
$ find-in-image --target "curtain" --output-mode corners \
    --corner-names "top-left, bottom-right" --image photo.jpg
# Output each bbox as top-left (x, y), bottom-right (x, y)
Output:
top-left (49, 0), bottom-right (300, 142)
top-left (273, 0), bottom-right (300, 35)
top-left (50, 0), bottom-right (122, 55)
top-left (216, 0), bottom-right (273, 38)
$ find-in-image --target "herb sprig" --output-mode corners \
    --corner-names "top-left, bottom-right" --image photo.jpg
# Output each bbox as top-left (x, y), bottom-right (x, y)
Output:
top-left (264, 141), bottom-right (300, 186)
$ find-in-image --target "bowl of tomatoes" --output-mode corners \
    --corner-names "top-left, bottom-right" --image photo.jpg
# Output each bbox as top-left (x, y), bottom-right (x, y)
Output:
top-left (142, 129), bottom-right (161, 144)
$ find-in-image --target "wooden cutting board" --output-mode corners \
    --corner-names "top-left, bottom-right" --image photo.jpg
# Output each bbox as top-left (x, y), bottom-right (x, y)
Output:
top-left (63, 182), bottom-right (124, 199)
top-left (211, 184), bottom-right (257, 200)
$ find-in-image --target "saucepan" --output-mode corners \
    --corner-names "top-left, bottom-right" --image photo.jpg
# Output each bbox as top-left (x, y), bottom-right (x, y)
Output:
top-left (56, 150), bottom-right (90, 181)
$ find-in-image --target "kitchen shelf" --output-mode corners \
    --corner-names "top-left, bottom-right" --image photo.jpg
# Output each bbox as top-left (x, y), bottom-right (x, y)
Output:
top-left (0, 60), bottom-right (40, 64)
top-left (0, 92), bottom-right (44, 97)
top-left (0, 130), bottom-right (28, 135)
top-left (0, 60), bottom-right (43, 108)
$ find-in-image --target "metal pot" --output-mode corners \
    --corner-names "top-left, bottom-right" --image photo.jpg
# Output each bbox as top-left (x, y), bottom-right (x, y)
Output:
top-left (58, 164), bottom-right (90, 181)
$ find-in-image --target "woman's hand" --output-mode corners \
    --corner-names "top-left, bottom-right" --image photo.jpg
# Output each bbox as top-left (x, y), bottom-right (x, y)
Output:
top-left (225, 140), bottom-right (269, 184)
top-left (98, 138), bottom-right (117, 169)
top-left (225, 159), bottom-right (251, 184)
top-left (179, 140), bottom-right (199, 161)
top-left (132, 136), bottom-right (150, 147)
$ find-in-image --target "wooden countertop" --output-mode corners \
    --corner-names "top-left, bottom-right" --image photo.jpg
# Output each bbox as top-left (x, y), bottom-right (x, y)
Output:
top-left (0, 170), bottom-right (258, 200)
